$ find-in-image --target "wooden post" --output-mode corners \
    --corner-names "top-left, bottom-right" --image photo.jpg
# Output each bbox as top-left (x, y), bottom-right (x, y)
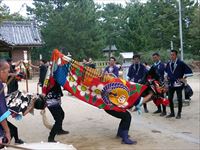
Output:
top-left (23, 51), bottom-right (29, 92)
top-left (25, 65), bottom-right (29, 92)
top-left (40, 54), bottom-right (42, 60)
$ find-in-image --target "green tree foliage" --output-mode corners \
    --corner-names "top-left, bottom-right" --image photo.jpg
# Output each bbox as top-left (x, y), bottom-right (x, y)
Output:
top-left (0, 1), bottom-right (10, 22)
top-left (145, 0), bottom-right (179, 50)
top-left (99, 3), bottom-right (125, 50)
top-left (188, 6), bottom-right (200, 55)
top-left (28, 0), bottom-right (105, 60)
top-left (0, 0), bottom-right (24, 23)
top-left (120, 1), bottom-right (149, 52)
top-left (27, 0), bottom-right (68, 24)
top-left (120, 0), bottom-right (179, 52)
top-left (181, 0), bottom-right (199, 56)
top-left (25, 0), bottom-right (199, 61)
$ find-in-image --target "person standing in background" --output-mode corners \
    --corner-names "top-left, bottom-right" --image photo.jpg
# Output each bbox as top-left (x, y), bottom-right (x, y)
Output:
top-left (151, 53), bottom-right (166, 116)
top-left (104, 57), bottom-right (119, 77)
top-left (87, 58), bottom-right (96, 69)
top-left (30, 59), bottom-right (49, 87)
top-left (0, 60), bottom-right (11, 146)
top-left (127, 55), bottom-right (148, 113)
top-left (165, 50), bottom-right (193, 119)
top-left (6, 58), bottom-right (21, 94)
top-left (6, 59), bottom-right (24, 144)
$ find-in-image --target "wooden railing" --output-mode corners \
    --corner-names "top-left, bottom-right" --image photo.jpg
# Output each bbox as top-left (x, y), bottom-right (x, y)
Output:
top-left (93, 61), bottom-right (108, 71)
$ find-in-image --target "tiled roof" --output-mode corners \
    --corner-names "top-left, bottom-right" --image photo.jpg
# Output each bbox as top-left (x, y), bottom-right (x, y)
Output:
top-left (0, 33), bottom-right (13, 45)
top-left (0, 21), bottom-right (43, 47)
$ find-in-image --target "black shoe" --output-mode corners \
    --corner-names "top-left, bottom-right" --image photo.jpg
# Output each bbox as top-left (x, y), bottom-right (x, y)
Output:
top-left (116, 134), bottom-right (130, 138)
top-left (166, 113), bottom-right (175, 118)
top-left (144, 109), bottom-right (149, 113)
top-left (176, 114), bottom-right (181, 119)
top-left (15, 139), bottom-right (24, 144)
top-left (160, 112), bottom-right (167, 116)
top-left (57, 130), bottom-right (69, 135)
top-left (48, 137), bottom-right (57, 143)
top-left (153, 110), bottom-right (161, 114)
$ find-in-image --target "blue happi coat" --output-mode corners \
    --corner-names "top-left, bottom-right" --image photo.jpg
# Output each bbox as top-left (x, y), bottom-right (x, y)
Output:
top-left (127, 63), bottom-right (147, 83)
top-left (104, 65), bottom-right (119, 77)
top-left (152, 61), bottom-right (165, 82)
top-left (165, 59), bottom-right (193, 87)
top-left (0, 82), bottom-right (11, 137)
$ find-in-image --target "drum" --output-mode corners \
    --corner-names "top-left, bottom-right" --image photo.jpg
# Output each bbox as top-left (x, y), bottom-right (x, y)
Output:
top-left (6, 90), bottom-right (34, 116)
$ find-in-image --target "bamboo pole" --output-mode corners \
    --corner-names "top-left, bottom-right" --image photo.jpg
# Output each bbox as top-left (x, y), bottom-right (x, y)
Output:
top-left (22, 62), bottom-right (29, 92)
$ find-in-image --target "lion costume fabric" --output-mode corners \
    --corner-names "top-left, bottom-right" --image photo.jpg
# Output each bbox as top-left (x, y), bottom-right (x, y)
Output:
top-left (42, 49), bottom-right (148, 112)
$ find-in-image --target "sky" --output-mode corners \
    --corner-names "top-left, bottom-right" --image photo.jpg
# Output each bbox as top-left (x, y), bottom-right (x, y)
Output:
top-left (1, 0), bottom-right (135, 17)
top-left (2, 0), bottom-right (198, 16)
top-left (2, 0), bottom-right (33, 16)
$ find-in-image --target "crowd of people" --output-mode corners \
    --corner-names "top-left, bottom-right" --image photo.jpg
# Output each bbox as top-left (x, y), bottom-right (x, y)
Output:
top-left (0, 49), bottom-right (193, 146)
top-left (104, 50), bottom-right (193, 119)
top-left (82, 57), bottom-right (96, 69)
top-left (100, 49), bottom-right (192, 144)
top-left (0, 58), bottom-right (69, 146)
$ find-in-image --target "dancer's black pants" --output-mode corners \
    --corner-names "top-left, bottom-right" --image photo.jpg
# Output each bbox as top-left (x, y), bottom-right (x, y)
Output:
top-left (7, 121), bottom-right (19, 140)
top-left (157, 94), bottom-right (166, 112)
top-left (105, 110), bottom-right (131, 131)
top-left (168, 86), bottom-right (183, 115)
top-left (48, 105), bottom-right (65, 139)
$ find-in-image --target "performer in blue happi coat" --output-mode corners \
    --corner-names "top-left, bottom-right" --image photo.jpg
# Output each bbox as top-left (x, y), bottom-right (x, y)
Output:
top-left (0, 60), bottom-right (11, 146)
top-left (165, 50), bottom-right (193, 119)
top-left (151, 52), bottom-right (166, 116)
top-left (6, 59), bottom-right (24, 144)
top-left (104, 57), bottom-right (119, 77)
top-left (127, 54), bottom-right (148, 113)
top-left (104, 57), bottom-right (137, 144)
